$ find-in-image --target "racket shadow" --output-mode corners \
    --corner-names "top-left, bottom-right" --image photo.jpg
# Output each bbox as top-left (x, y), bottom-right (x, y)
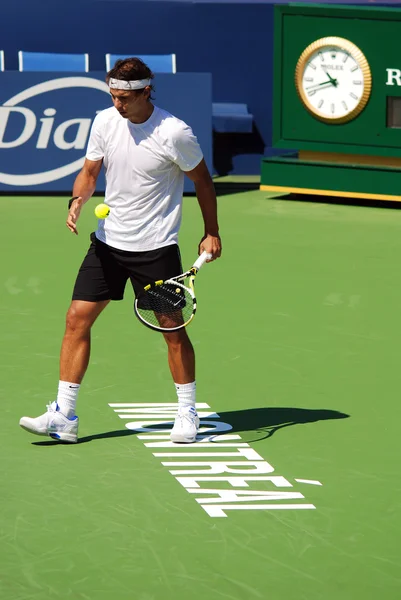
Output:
top-left (216, 407), bottom-right (350, 443)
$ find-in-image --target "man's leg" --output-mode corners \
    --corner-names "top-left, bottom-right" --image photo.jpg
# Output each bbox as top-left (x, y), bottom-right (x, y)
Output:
top-left (60, 299), bottom-right (110, 383)
top-left (164, 329), bottom-right (199, 443)
top-left (163, 328), bottom-right (195, 384)
top-left (19, 300), bottom-right (109, 442)
top-left (55, 299), bottom-right (110, 418)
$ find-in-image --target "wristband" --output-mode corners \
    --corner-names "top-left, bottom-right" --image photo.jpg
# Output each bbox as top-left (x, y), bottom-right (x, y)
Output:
top-left (68, 196), bottom-right (79, 209)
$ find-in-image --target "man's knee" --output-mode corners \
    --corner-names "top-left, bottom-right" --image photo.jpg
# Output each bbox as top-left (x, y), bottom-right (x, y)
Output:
top-left (65, 300), bottom-right (108, 334)
top-left (163, 329), bottom-right (193, 349)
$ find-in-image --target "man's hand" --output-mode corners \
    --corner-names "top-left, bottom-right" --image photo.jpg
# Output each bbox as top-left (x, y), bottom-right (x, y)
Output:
top-left (199, 234), bottom-right (222, 261)
top-left (66, 159), bottom-right (103, 235)
top-left (66, 196), bottom-right (84, 235)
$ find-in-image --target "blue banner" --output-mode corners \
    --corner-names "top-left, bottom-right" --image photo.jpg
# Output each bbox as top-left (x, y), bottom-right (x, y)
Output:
top-left (0, 72), bottom-right (212, 193)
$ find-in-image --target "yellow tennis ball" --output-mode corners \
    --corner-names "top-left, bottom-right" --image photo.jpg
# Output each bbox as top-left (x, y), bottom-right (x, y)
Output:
top-left (94, 203), bottom-right (110, 219)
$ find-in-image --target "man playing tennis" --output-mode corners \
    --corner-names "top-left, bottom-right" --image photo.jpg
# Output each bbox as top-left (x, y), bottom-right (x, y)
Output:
top-left (19, 57), bottom-right (221, 444)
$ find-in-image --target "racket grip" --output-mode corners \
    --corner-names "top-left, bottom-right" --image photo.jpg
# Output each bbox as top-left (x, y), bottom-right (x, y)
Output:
top-left (193, 251), bottom-right (213, 270)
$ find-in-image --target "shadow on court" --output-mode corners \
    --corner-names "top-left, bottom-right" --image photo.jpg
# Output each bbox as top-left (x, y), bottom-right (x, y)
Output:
top-left (216, 407), bottom-right (350, 443)
top-left (31, 406), bottom-right (349, 446)
top-left (31, 428), bottom-right (138, 446)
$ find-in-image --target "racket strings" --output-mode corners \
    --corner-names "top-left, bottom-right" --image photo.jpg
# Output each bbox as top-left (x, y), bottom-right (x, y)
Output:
top-left (136, 282), bottom-right (194, 329)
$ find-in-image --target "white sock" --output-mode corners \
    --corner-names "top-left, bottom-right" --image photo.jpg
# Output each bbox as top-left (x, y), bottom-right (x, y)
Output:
top-left (57, 380), bottom-right (80, 418)
top-left (175, 381), bottom-right (196, 410)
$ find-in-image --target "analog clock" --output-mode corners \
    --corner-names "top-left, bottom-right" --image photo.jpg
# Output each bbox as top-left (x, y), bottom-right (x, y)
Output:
top-left (295, 37), bottom-right (372, 124)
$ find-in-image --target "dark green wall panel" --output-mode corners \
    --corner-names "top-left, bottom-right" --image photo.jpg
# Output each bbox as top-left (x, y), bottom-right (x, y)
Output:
top-left (261, 156), bottom-right (401, 195)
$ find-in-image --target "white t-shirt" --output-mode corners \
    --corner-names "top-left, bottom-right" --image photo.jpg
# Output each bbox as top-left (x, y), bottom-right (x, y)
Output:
top-left (86, 105), bottom-right (203, 251)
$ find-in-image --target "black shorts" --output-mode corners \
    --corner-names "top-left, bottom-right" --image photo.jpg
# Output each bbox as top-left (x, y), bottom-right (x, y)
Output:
top-left (72, 233), bottom-right (183, 302)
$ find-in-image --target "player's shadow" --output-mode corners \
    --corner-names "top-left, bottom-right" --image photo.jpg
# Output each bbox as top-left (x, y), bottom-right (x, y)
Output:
top-left (31, 428), bottom-right (138, 446)
top-left (31, 406), bottom-right (349, 446)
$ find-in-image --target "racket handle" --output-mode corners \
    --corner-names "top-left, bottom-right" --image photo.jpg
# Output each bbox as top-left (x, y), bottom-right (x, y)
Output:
top-left (193, 251), bottom-right (213, 270)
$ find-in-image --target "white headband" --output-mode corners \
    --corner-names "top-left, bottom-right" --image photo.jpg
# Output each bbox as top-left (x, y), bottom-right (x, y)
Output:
top-left (109, 78), bottom-right (151, 90)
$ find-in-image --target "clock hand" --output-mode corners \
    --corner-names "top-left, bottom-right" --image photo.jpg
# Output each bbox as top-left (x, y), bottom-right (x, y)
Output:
top-left (305, 80), bottom-right (335, 91)
top-left (323, 70), bottom-right (339, 87)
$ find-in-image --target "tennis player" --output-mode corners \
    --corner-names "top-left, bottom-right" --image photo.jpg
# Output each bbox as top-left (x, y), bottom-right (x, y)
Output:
top-left (19, 57), bottom-right (221, 444)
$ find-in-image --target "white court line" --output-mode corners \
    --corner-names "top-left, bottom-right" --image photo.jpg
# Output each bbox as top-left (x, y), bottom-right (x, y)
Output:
top-left (294, 479), bottom-right (322, 486)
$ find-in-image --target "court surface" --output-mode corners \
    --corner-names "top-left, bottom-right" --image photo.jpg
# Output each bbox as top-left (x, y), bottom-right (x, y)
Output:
top-left (2, 191), bottom-right (401, 600)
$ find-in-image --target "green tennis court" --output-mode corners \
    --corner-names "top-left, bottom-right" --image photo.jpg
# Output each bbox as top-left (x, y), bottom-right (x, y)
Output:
top-left (2, 190), bottom-right (401, 599)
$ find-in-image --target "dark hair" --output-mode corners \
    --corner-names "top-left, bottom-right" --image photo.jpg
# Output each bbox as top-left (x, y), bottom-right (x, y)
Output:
top-left (106, 57), bottom-right (155, 98)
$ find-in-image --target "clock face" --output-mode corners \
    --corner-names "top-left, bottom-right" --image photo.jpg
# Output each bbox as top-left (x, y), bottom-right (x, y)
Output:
top-left (295, 37), bottom-right (372, 124)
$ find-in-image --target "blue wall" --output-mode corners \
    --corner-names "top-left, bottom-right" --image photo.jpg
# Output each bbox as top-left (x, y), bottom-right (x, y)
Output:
top-left (2, 0), bottom-right (401, 174)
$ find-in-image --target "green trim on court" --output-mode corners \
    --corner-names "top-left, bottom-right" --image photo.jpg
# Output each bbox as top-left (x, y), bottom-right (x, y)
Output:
top-left (1, 193), bottom-right (401, 599)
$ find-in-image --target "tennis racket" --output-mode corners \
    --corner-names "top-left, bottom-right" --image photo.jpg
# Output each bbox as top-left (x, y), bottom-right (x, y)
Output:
top-left (134, 251), bottom-right (213, 332)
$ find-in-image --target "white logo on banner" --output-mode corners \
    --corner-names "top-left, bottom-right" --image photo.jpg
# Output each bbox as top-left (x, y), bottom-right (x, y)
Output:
top-left (0, 77), bottom-right (109, 185)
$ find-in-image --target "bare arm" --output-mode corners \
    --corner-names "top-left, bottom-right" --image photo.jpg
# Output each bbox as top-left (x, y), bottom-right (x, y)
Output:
top-left (185, 159), bottom-right (222, 260)
top-left (66, 158), bottom-right (103, 235)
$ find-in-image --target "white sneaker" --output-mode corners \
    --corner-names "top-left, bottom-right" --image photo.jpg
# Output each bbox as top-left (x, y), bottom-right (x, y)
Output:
top-left (170, 406), bottom-right (199, 443)
top-left (19, 402), bottom-right (79, 443)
